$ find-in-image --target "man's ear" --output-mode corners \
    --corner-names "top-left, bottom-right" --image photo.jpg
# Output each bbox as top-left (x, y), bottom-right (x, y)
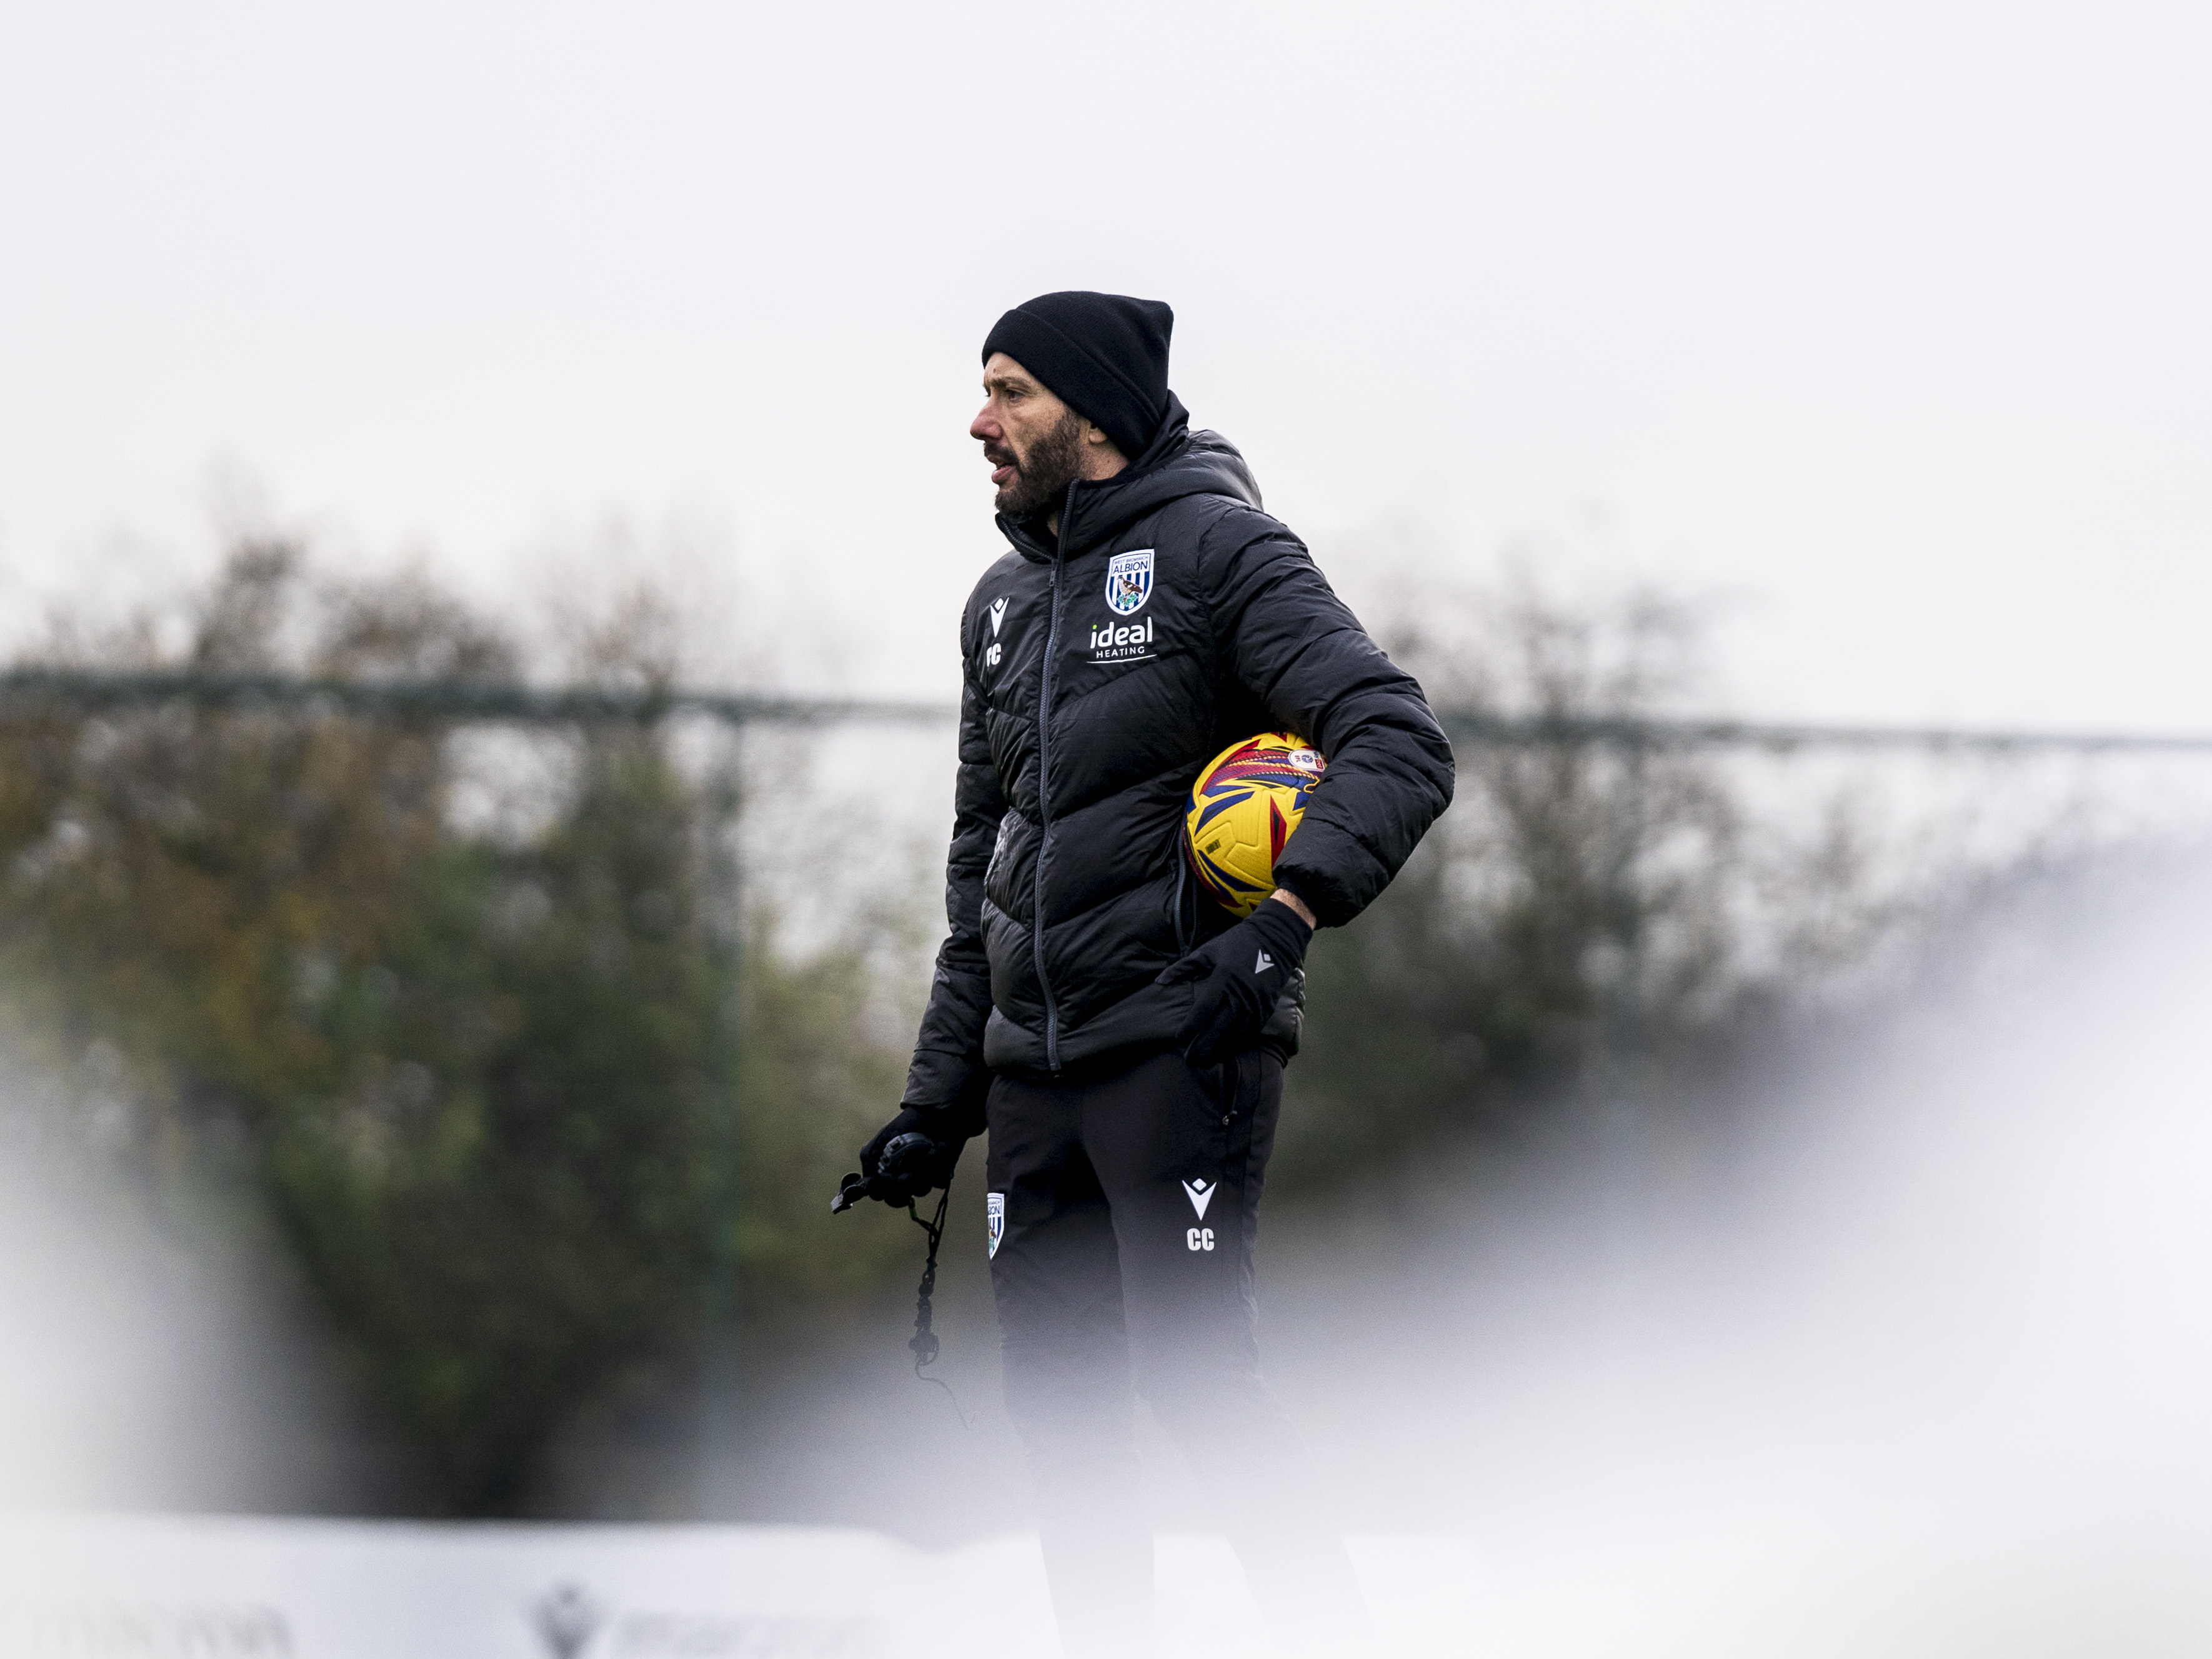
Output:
top-left (1078, 420), bottom-right (1130, 476)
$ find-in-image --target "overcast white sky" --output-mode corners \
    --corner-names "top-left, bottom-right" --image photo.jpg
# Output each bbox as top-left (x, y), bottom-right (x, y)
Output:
top-left (2, 1), bottom-right (2206, 727)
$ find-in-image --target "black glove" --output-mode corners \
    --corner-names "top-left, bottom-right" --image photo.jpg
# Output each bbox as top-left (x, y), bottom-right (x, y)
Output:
top-left (1155, 896), bottom-right (1314, 1065)
top-left (832, 1107), bottom-right (967, 1212)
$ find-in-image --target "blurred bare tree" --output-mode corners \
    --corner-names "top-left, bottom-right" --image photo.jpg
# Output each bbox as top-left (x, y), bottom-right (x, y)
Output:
top-left (1283, 571), bottom-right (1905, 1187)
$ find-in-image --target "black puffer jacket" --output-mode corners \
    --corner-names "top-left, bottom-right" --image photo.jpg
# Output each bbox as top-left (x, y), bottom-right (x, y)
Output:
top-left (902, 398), bottom-right (1454, 1121)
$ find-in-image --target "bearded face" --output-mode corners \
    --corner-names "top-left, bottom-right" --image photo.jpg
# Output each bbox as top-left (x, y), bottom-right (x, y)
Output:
top-left (987, 407), bottom-right (1087, 521)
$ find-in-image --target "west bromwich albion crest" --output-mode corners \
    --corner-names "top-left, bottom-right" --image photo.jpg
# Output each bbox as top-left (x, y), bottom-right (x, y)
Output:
top-left (1105, 549), bottom-right (1154, 617)
top-left (987, 1192), bottom-right (1005, 1259)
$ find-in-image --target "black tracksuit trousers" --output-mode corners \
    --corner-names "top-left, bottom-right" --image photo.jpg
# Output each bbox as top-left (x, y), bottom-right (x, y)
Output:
top-left (985, 1049), bottom-right (1368, 1658)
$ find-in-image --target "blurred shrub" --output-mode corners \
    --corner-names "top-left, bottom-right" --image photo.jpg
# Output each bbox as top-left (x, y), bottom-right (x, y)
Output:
top-left (0, 542), bottom-right (909, 1513)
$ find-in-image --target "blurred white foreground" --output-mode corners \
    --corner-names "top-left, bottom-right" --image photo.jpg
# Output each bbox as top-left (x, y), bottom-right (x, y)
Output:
top-left (1264, 847), bottom-right (2212, 1657)
top-left (4, 850), bottom-right (2211, 1657)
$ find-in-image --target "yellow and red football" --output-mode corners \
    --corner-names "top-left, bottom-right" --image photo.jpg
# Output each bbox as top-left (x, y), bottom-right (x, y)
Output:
top-left (1183, 732), bottom-right (1327, 919)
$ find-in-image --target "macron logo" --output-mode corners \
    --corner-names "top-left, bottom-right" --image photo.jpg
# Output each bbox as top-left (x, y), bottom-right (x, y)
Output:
top-left (1253, 950), bottom-right (1275, 975)
top-left (988, 596), bottom-right (1009, 636)
top-left (1182, 1178), bottom-right (1215, 1220)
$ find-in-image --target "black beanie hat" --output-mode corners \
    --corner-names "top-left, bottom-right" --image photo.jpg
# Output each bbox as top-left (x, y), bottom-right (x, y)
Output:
top-left (982, 291), bottom-right (1173, 460)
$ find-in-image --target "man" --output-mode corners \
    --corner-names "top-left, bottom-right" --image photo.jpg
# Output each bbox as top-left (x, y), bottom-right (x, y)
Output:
top-left (848, 292), bottom-right (1454, 1655)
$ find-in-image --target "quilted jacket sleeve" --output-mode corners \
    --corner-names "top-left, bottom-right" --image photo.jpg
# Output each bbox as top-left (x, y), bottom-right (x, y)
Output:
top-left (897, 662), bottom-right (1004, 1134)
top-left (1205, 511), bottom-right (1456, 927)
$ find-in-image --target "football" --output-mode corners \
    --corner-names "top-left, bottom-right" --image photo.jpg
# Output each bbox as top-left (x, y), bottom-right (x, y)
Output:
top-left (1183, 732), bottom-right (1328, 918)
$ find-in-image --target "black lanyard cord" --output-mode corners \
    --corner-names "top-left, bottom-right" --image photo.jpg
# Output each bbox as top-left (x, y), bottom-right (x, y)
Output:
top-left (907, 1182), bottom-right (969, 1428)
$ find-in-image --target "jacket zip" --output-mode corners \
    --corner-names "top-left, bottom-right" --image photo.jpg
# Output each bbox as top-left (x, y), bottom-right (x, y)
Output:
top-left (1031, 480), bottom-right (1079, 1072)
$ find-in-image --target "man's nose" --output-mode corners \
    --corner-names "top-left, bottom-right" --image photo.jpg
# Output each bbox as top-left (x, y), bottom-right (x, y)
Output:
top-left (970, 405), bottom-right (999, 442)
